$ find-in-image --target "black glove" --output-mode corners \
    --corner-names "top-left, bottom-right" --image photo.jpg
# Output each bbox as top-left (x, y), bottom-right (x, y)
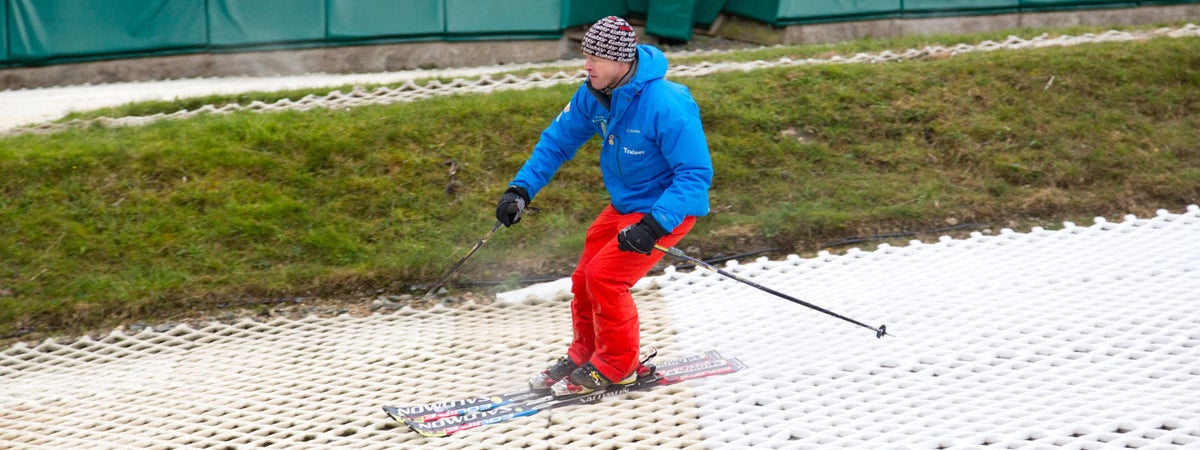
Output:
top-left (495, 186), bottom-right (529, 227)
top-left (617, 215), bottom-right (668, 255)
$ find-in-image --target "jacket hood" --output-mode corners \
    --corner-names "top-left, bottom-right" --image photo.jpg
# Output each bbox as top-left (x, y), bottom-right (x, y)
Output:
top-left (628, 44), bottom-right (668, 91)
top-left (585, 44), bottom-right (668, 108)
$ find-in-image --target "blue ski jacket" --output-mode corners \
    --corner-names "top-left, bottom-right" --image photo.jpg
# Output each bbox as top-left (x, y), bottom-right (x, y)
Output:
top-left (508, 44), bottom-right (713, 233)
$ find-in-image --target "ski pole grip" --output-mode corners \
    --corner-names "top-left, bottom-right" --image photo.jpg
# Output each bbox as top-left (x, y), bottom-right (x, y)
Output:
top-left (508, 197), bottom-right (526, 221)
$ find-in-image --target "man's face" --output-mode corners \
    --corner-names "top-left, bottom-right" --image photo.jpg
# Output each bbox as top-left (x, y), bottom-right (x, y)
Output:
top-left (584, 54), bottom-right (630, 91)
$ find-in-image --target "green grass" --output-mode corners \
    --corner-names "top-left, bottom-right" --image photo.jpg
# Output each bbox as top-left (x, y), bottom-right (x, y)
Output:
top-left (1, 29), bottom-right (1198, 339)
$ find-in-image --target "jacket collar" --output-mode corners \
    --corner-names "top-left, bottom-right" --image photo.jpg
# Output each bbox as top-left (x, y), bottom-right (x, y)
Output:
top-left (587, 57), bottom-right (637, 109)
top-left (585, 45), bottom-right (668, 109)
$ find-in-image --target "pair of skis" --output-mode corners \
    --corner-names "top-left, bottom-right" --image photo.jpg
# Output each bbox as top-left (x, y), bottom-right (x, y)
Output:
top-left (383, 350), bottom-right (744, 437)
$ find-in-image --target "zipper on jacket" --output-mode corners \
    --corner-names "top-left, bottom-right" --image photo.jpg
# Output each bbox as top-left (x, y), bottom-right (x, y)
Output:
top-left (595, 116), bottom-right (614, 178)
top-left (599, 116), bottom-right (625, 180)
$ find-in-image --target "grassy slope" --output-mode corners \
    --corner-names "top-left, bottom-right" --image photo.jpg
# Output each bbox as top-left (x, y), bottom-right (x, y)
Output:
top-left (0, 32), bottom-right (1197, 338)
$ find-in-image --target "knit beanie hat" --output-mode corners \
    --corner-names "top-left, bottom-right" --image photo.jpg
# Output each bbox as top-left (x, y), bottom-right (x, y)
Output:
top-left (582, 16), bottom-right (638, 63)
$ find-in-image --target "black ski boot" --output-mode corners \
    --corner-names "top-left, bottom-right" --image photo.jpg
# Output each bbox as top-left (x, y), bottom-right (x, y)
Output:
top-left (528, 356), bottom-right (579, 392)
top-left (551, 362), bottom-right (639, 396)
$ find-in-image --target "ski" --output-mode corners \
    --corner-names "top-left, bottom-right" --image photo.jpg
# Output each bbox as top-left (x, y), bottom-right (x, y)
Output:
top-left (382, 389), bottom-right (540, 424)
top-left (401, 355), bottom-right (745, 437)
top-left (385, 349), bottom-right (726, 423)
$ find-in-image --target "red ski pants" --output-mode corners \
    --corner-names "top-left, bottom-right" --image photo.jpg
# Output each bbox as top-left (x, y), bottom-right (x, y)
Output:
top-left (566, 205), bottom-right (696, 382)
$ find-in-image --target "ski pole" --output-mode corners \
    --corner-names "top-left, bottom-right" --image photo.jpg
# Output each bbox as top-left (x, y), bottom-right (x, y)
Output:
top-left (654, 245), bottom-right (890, 338)
top-left (424, 220), bottom-right (504, 296)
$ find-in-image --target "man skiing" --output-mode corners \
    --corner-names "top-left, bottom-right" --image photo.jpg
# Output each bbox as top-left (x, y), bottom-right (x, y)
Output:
top-left (495, 16), bottom-right (714, 396)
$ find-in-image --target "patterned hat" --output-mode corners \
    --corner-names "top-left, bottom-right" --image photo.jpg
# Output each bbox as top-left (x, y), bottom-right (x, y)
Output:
top-left (582, 16), bottom-right (637, 62)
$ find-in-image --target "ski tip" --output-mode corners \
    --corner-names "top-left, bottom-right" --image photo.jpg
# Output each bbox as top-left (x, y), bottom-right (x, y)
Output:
top-left (729, 357), bottom-right (748, 371)
top-left (410, 427), bottom-right (449, 438)
top-left (382, 406), bottom-right (403, 423)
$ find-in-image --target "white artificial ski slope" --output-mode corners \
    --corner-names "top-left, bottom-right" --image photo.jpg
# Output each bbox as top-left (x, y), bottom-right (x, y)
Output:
top-left (654, 206), bottom-right (1200, 449)
top-left (2, 206), bottom-right (1198, 449)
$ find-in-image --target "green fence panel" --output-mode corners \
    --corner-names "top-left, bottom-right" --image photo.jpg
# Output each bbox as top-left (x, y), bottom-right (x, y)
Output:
top-left (1, 0), bottom-right (8, 62)
top-left (7, 0), bottom-right (205, 61)
top-left (1019, 0), bottom-right (1137, 11)
top-left (563, 0), bottom-right (629, 28)
top-left (627, 0), bottom-right (650, 15)
top-left (725, 0), bottom-right (902, 24)
top-left (327, 0), bottom-right (444, 39)
top-left (695, 0), bottom-right (727, 24)
top-left (902, 0), bottom-right (1020, 15)
top-left (777, 0), bottom-right (902, 21)
top-left (445, 0), bottom-right (561, 34)
top-left (721, 0), bottom-right (784, 23)
top-left (208, 0), bottom-right (326, 46)
top-left (647, 0), bottom-right (697, 40)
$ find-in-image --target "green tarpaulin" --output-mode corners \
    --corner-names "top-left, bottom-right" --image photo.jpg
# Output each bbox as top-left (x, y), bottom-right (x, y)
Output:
top-left (445, 0), bottom-right (561, 34)
top-left (903, 0), bottom-right (1020, 14)
top-left (563, 0), bottom-right (629, 27)
top-left (1020, 0), bottom-right (1137, 10)
top-left (7, 0), bottom-right (205, 61)
top-left (208, 0), bottom-right (326, 46)
top-left (2, 0), bottom-right (1197, 68)
top-left (327, 0), bottom-right (445, 39)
